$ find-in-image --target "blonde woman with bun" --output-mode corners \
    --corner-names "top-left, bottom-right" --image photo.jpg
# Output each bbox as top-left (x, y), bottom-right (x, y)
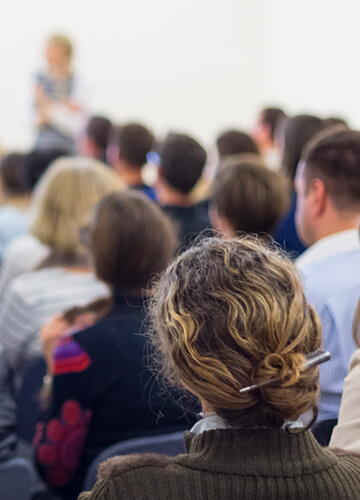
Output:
top-left (81, 237), bottom-right (360, 500)
top-left (330, 300), bottom-right (360, 452)
top-left (0, 157), bottom-right (124, 376)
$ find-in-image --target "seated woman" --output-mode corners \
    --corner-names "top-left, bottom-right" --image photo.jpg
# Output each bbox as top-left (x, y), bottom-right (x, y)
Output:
top-left (0, 157), bottom-right (123, 376)
top-left (34, 191), bottom-right (193, 500)
top-left (81, 237), bottom-right (360, 500)
top-left (330, 300), bottom-right (360, 452)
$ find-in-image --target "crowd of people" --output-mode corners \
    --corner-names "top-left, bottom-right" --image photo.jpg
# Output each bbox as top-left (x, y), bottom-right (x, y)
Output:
top-left (0, 33), bottom-right (360, 499)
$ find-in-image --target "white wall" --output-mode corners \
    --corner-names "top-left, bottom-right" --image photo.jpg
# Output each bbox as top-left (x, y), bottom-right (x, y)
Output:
top-left (262, 0), bottom-right (360, 127)
top-left (0, 0), bottom-right (359, 151)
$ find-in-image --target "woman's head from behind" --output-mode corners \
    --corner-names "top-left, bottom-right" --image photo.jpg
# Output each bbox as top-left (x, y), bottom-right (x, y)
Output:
top-left (281, 114), bottom-right (325, 181)
top-left (90, 191), bottom-right (177, 293)
top-left (31, 157), bottom-right (124, 261)
top-left (150, 237), bottom-right (321, 429)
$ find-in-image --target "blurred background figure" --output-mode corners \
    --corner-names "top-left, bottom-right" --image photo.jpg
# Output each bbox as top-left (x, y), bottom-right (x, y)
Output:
top-left (210, 154), bottom-right (289, 238)
top-left (107, 122), bottom-right (156, 200)
top-left (216, 129), bottom-right (260, 161)
top-left (34, 34), bottom-right (86, 153)
top-left (273, 114), bottom-right (325, 257)
top-left (156, 132), bottom-right (210, 250)
top-left (78, 115), bottom-right (112, 164)
top-left (0, 153), bottom-right (31, 262)
top-left (252, 106), bottom-right (287, 170)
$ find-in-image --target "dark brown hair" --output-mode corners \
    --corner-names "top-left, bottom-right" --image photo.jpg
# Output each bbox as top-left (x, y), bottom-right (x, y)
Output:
top-left (90, 191), bottom-right (177, 291)
top-left (260, 107), bottom-right (287, 141)
top-left (216, 130), bottom-right (260, 159)
top-left (160, 133), bottom-right (207, 194)
top-left (302, 127), bottom-right (360, 211)
top-left (211, 154), bottom-right (289, 236)
top-left (149, 237), bottom-right (321, 429)
top-left (117, 123), bottom-right (154, 168)
top-left (0, 153), bottom-right (28, 195)
top-left (281, 114), bottom-right (325, 181)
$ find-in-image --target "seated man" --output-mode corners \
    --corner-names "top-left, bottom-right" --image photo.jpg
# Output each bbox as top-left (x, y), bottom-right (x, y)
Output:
top-left (157, 133), bottom-right (210, 250)
top-left (210, 154), bottom-right (289, 238)
top-left (295, 127), bottom-right (360, 422)
top-left (108, 122), bottom-right (156, 200)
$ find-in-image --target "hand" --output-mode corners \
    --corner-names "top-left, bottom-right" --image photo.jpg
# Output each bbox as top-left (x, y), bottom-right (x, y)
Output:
top-left (41, 314), bottom-right (71, 374)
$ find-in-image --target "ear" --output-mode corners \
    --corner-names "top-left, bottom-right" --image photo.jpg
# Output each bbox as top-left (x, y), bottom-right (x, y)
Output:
top-left (308, 178), bottom-right (327, 218)
top-left (209, 206), bottom-right (234, 237)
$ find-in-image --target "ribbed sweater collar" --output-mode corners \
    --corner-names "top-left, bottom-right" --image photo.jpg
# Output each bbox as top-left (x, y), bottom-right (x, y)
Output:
top-left (176, 429), bottom-right (336, 477)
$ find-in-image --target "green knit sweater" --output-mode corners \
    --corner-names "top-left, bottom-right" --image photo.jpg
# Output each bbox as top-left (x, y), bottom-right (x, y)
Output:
top-left (79, 428), bottom-right (360, 499)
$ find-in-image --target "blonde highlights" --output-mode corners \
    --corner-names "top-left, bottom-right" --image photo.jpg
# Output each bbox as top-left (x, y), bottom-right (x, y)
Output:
top-left (149, 237), bottom-right (321, 428)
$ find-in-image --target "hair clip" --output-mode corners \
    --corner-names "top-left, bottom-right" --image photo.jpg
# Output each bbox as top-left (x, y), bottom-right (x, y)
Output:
top-left (239, 349), bottom-right (331, 394)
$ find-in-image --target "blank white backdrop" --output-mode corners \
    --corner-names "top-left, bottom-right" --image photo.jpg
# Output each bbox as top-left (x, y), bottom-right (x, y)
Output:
top-left (0, 0), bottom-right (359, 150)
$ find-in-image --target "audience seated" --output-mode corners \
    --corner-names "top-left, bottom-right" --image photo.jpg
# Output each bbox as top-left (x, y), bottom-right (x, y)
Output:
top-left (79, 115), bottom-right (112, 164)
top-left (156, 133), bottom-right (210, 250)
top-left (273, 114), bottom-right (325, 257)
top-left (0, 157), bottom-right (124, 377)
top-left (209, 154), bottom-right (289, 237)
top-left (34, 191), bottom-right (192, 500)
top-left (216, 129), bottom-right (260, 160)
top-left (295, 128), bottom-right (360, 422)
top-left (0, 153), bottom-right (31, 263)
top-left (330, 300), bottom-right (360, 451)
top-left (252, 106), bottom-right (287, 169)
top-left (81, 237), bottom-right (360, 500)
top-left (108, 122), bottom-right (156, 200)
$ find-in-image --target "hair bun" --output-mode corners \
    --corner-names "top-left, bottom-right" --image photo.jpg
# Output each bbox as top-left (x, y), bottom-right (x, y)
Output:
top-left (254, 352), bottom-right (305, 388)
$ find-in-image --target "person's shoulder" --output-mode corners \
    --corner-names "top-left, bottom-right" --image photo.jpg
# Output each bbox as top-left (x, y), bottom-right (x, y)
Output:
top-left (98, 453), bottom-right (174, 480)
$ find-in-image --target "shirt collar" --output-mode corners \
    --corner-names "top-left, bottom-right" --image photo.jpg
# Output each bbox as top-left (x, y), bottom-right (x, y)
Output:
top-left (296, 229), bottom-right (360, 270)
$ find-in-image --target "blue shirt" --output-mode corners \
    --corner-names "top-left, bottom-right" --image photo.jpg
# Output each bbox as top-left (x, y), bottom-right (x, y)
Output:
top-left (0, 206), bottom-right (29, 265)
top-left (297, 229), bottom-right (360, 421)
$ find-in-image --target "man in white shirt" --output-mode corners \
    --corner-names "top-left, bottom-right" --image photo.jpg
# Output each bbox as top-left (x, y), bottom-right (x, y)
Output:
top-left (295, 128), bottom-right (360, 423)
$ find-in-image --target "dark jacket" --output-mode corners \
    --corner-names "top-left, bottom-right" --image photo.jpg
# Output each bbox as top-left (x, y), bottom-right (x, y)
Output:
top-left (80, 428), bottom-right (360, 499)
top-left (34, 289), bottom-right (193, 500)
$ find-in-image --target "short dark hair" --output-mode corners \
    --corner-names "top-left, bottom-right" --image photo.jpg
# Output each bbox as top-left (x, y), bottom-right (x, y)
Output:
top-left (211, 155), bottom-right (289, 235)
top-left (260, 107), bottom-right (287, 141)
top-left (281, 114), bottom-right (325, 181)
top-left (90, 191), bottom-right (177, 291)
top-left (160, 133), bottom-right (207, 194)
top-left (216, 130), bottom-right (260, 159)
top-left (322, 117), bottom-right (348, 129)
top-left (117, 123), bottom-right (154, 168)
top-left (0, 153), bottom-right (27, 195)
top-left (302, 128), bottom-right (360, 212)
top-left (24, 149), bottom-right (69, 189)
top-left (87, 115), bottom-right (112, 151)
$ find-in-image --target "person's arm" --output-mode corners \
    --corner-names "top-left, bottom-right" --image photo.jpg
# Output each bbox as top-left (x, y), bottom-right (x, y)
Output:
top-left (0, 282), bottom-right (42, 373)
top-left (329, 349), bottom-right (360, 452)
top-left (33, 334), bottom-right (93, 491)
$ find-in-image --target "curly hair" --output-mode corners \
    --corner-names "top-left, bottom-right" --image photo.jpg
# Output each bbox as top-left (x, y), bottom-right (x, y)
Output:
top-left (148, 237), bottom-right (321, 429)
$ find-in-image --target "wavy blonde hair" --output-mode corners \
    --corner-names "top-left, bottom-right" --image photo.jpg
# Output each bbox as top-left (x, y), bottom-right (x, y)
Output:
top-left (31, 157), bottom-right (125, 260)
top-left (149, 237), bottom-right (321, 429)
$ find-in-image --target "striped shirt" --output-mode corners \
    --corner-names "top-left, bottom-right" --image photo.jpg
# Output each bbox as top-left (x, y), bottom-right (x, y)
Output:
top-left (0, 234), bottom-right (49, 300)
top-left (0, 268), bottom-right (109, 375)
top-left (296, 229), bottom-right (360, 421)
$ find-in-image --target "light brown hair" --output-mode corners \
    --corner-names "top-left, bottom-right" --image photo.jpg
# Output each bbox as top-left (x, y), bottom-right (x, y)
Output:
top-left (211, 154), bottom-right (289, 236)
top-left (149, 237), bottom-right (321, 429)
top-left (48, 34), bottom-right (73, 60)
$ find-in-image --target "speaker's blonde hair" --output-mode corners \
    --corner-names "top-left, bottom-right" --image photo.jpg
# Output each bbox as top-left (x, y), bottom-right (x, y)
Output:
top-left (31, 157), bottom-right (125, 259)
top-left (149, 237), bottom-right (321, 428)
